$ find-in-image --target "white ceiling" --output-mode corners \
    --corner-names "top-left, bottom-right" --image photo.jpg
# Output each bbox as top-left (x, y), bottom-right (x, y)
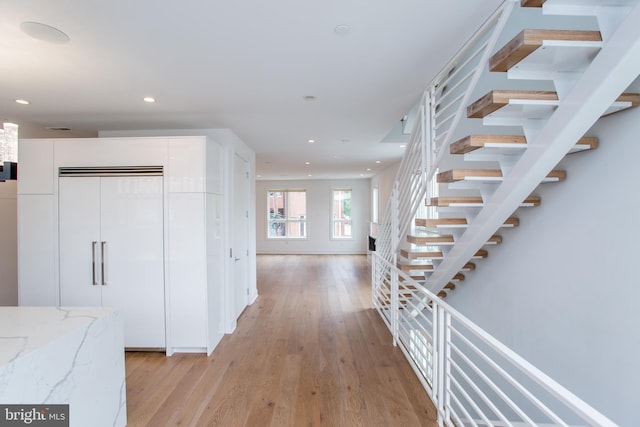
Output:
top-left (0, 0), bottom-right (504, 180)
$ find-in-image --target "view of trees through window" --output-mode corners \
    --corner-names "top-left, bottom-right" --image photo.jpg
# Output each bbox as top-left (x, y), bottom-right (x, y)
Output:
top-left (267, 190), bottom-right (307, 238)
top-left (332, 189), bottom-right (352, 239)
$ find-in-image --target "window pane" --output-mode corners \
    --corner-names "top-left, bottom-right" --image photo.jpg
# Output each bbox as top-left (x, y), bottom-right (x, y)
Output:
top-left (333, 220), bottom-right (352, 238)
top-left (267, 190), bottom-right (307, 239)
top-left (268, 221), bottom-right (286, 237)
top-left (332, 189), bottom-right (352, 238)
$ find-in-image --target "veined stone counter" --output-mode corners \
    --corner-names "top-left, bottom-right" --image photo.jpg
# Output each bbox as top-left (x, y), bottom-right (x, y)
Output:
top-left (0, 307), bottom-right (126, 427)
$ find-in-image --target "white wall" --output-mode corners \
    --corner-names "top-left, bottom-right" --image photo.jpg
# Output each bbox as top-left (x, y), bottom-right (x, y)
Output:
top-left (370, 160), bottom-right (400, 227)
top-left (0, 181), bottom-right (17, 306)
top-left (256, 179), bottom-right (370, 254)
top-left (445, 106), bottom-right (640, 426)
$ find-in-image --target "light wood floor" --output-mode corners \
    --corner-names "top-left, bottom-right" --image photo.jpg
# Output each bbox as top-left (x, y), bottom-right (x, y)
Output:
top-left (125, 254), bottom-right (438, 426)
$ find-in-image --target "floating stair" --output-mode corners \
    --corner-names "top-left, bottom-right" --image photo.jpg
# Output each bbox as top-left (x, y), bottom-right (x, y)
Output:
top-left (467, 90), bottom-right (640, 119)
top-left (437, 168), bottom-right (566, 183)
top-left (450, 135), bottom-right (598, 155)
top-left (428, 196), bottom-right (541, 207)
top-left (400, 248), bottom-right (488, 260)
top-left (407, 234), bottom-right (502, 245)
top-left (398, 262), bottom-right (476, 280)
top-left (415, 217), bottom-right (519, 228)
top-left (467, 90), bottom-right (558, 118)
top-left (398, 261), bottom-right (476, 273)
top-left (398, 262), bottom-right (434, 273)
top-left (399, 273), bottom-right (465, 285)
top-left (520, 0), bottom-right (545, 7)
top-left (489, 29), bottom-right (602, 72)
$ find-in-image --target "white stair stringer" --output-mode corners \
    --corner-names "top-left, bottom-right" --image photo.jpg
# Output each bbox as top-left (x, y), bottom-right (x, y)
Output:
top-left (541, 0), bottom-right (638, 42)
top-left (421, 1), bottom-right (640, 297)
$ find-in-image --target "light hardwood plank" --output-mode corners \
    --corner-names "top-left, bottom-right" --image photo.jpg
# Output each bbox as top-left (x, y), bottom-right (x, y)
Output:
top-left (428, 195), bottom-right (541, 207)
top-left (489, 29), bottom-right (602, 72)
top-left (125, 254), bottom-right (438, 426)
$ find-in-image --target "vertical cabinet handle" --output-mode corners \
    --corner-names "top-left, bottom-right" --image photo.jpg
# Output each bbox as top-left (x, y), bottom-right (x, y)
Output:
top-left (92, 241), bottom-right (98, 285)
top-left (101, 241), bottom-right (108, 286)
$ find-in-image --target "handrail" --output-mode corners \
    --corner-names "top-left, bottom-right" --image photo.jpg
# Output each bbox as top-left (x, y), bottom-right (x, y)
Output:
top-left (371, 252), bottom-right (618, 427)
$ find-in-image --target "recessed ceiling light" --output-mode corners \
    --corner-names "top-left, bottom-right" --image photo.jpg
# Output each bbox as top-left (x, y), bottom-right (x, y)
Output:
top-left (307, 139), bottom-right (315, 144)
top-left (400, 144), bottom-right (406, 148)
top-left (15, 99), bottom-right (30, 105)
top-left (305, 161), bottom-right (311, 165)
top-left (366, 168), bottom-right (372, 171)
top-left (21, 21), bottom-right (70, 44)
top-left (303, 95), bottom-right (316, 101)
top-left (375, 160), bottom-right (382, 164)
top-left (308, 174), bottom-right (312, 177)
top-left (143, 97), bottom-right (156, 103)
top-left (257, 174), bottom-right (262, 178)
top-left (334, 25), bottom-right (351, 35)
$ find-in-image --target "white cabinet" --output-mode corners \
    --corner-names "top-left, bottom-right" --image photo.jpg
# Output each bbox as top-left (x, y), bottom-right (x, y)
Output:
top-left (18, 135), bottom-right (229, 354)
top-left (59, 176), bottom-right (165, 348)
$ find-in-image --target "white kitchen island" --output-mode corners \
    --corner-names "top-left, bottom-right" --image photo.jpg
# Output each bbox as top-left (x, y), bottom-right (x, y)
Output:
top-left (0, 307), bottom-right (126, 427)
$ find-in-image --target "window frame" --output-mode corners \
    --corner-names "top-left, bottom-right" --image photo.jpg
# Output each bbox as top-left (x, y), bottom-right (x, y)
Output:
top-left (331, 188), bottom-right (353, 240)
top-left (266, 189), bottom-right (308, 239)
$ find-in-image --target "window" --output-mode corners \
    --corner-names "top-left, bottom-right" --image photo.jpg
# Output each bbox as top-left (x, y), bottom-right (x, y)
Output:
top-left (332, 189), bottom-right (352, 239)
top-left (267, 190), bottom-right (307, 238)
top-left (372, 186), bottom-right (379, 224)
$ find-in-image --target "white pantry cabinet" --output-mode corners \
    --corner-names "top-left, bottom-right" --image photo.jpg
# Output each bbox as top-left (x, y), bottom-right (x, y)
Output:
top-left (59, 175), bottom-right (165, 348)
top-left (18, 136), bottom-right (226, 354)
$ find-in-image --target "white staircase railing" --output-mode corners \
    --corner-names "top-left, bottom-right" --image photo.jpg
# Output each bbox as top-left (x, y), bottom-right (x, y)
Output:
top-left (376, 0), bottom-right (517, 264)
top-left (372, 253), bottom-right (617, 427)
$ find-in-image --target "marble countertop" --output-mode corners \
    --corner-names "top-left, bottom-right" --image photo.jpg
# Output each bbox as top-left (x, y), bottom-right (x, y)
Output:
top-left (0, 306), bottom-right (119, 366)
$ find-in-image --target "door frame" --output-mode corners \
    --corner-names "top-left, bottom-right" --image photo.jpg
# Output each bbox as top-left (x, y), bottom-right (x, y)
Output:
top-left (232, 153), bottom-right (250, 319)
top-left (222, 140), bottom-right (257, 334)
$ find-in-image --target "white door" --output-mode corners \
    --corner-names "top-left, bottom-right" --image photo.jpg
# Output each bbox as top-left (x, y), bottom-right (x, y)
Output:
top-left (59, 175), bottom-right (166, 348)
top-left (59, 177), bottom-right (102, 306)
top-left (100, 176), bottom-right (165, 348)
top-left (233, 154), bottom-right (249, 319)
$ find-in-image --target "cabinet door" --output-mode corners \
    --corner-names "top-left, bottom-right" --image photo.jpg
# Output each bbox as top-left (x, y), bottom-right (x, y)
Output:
top-left (18, 195), bottom-right (56, 305)
top-left (100, 176), bottom-right (166, 348)
top-left (59, 177), bottom-right (102, 307)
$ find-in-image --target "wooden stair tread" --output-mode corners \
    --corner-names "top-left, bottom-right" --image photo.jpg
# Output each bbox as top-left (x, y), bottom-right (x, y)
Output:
top-left (415, 218), bottom-right (467, 226)
top-left (467, 90), bottom-right (557, 118)
top-left (437, 168), bottom-right (566, 183)
top-left (462, 262), bottom-right (476, 271)
top-left (429, 196), bottom-right (541, 207)
top-left (450, 135), bottom-right (598, 155)
top-left (415, 217), bottom-right (519, 228)
top-left (521, 0), bottom-right (545, 7)
top-left (489, 29), bottom-right (602, 73)
top-left (398, 262), bottom-right (434, 272)
top-left (400, 248), bottom-right (488, 260)
top-left (407, 234), bottom-right (454, 244)
top-left (408, 234), bottom-right (501, 245)
top-left (451, 135), bottom-right (526, 154)
top-left (467, 90), bottom-right (640, 119)
top-left (400, 249), bottom-right (445, 259)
